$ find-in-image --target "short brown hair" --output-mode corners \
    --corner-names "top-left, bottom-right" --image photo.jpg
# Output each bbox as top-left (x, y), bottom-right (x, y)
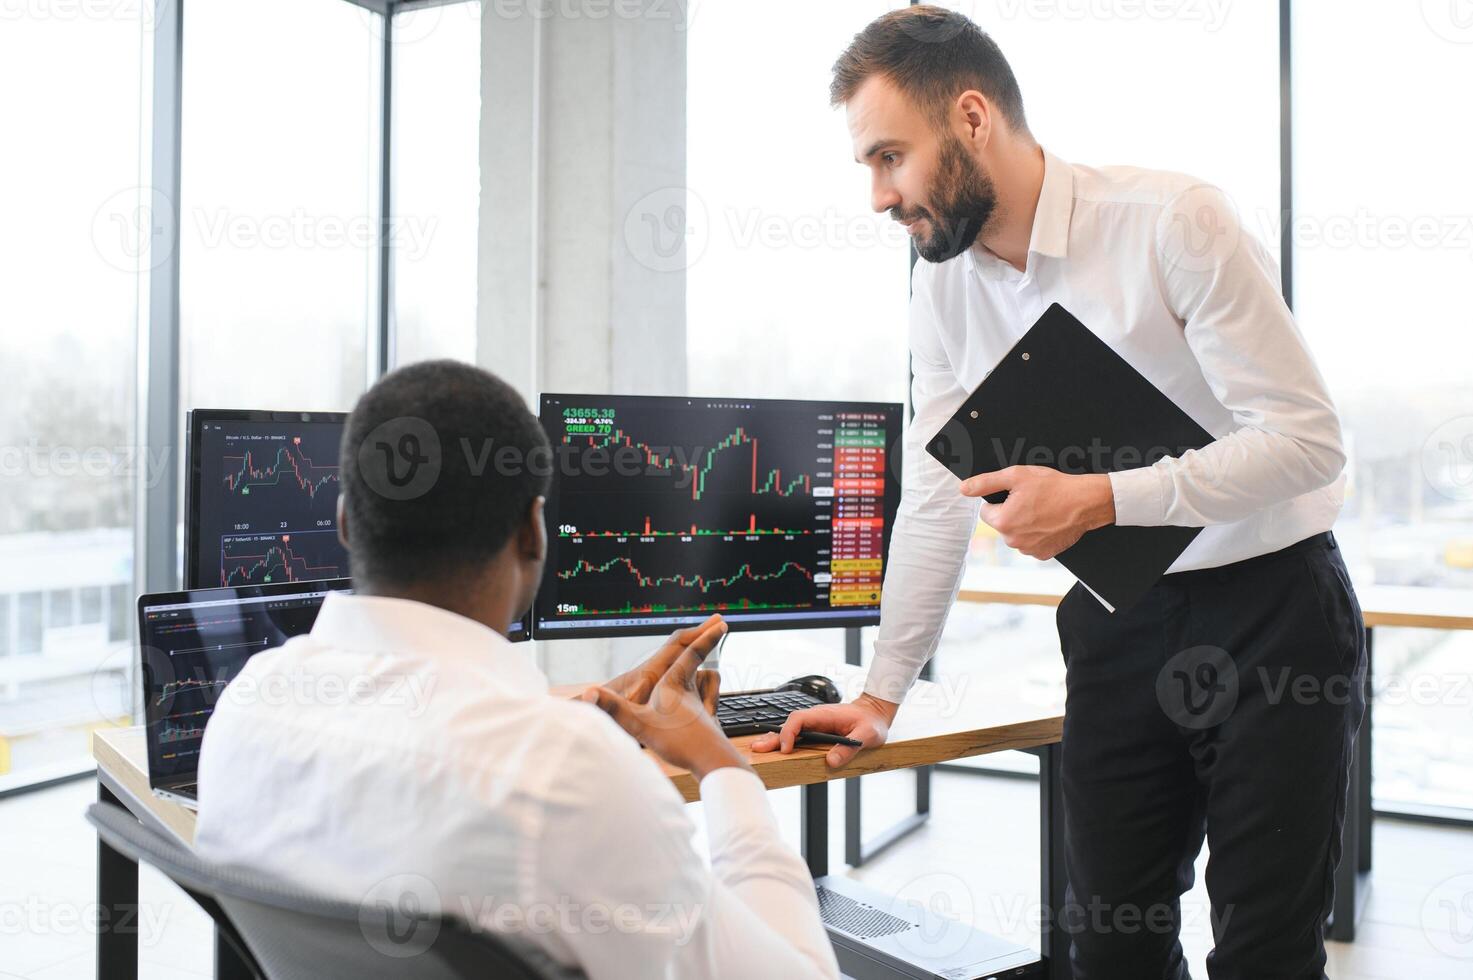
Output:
top-left (830, 5), bottom-right (1029, 135)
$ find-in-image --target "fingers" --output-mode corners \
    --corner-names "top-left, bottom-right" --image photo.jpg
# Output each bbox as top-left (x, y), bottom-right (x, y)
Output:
top-left (667, 614), bottom-right (725, 651)
top-left (961, 466), bottom-right (1016, 498)
top-left (644, 614), bottom-right (725, 677)
top-left (666, 620), bottom-right (727, 687)
top-left (827, 742), bottom-right (863, 768)
top-left (696, 668), bottom-right (721, 716)
top-left (580, 686), bottom-right (643, 740)
top-left (778, 708), bottom-right (814, 754)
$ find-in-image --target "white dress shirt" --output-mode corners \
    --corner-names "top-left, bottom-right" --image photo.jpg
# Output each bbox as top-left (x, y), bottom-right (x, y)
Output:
top-left (194, 592), bottom-right (838, 980)
top-left (865, 148), bottom-right (1347, 702)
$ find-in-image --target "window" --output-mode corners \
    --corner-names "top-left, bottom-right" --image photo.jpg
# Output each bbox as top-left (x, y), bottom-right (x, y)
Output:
top-left (1293, 3), bottom-right (1473, 814)
top-left (44, 590), bottom-right (76, 631)
top-left (17, 594), bottom-right (43, 657)
top-left (109, 582), bottom-right (130, 644)
top-left (79, 586), bottom-right (104, 625)
top-left (177, 0), bottom-right (379, 421)
top-left (390, 0), bottom-right (483, 366)
top-left (0, 10), bottom-right (140, 784)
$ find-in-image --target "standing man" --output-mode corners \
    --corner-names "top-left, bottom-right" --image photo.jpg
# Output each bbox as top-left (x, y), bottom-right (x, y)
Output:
top-left (753, 7), bottom-right (1365, 979)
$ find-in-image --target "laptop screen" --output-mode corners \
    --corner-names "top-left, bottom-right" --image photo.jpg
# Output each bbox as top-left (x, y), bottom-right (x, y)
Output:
top-left (138, 579), bottom-right (350, 789)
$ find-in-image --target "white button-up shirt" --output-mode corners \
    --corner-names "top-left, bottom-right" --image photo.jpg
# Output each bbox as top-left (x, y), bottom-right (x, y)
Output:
top-left (195, 592), bottom-right (838, 980)
top-left (865, 149), bottom-right (1347, 702)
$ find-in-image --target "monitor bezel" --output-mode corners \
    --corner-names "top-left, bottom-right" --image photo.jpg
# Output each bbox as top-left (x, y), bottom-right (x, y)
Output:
top-left (531, 392), bottom-right (904, 641)
top-left (183, 408), bottom-right (350, 592)
top-left (182, 408), bottom-right (531, 642)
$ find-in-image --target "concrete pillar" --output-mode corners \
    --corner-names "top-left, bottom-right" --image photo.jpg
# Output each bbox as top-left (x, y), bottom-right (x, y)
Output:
top-left (477, 2), bottom-right (689, 683)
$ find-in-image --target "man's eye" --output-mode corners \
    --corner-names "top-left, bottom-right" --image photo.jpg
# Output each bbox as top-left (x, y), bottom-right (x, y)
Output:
top-left (882, 153), bottom-right (899, 166)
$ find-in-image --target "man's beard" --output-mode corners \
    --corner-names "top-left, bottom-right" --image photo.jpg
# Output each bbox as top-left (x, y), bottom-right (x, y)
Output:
top-left (893, 136), bottom-right (998, 263)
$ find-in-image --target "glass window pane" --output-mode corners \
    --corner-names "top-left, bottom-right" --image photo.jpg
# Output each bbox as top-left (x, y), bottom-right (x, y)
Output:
top-left (1293, 3), bottom-right (1473, 814)
top-left (686, 0), bottom-right (912, 406)
top-left (0, 11), bottom-right (140, 784)
top-left (17, 593), bottom-right (44, 657)
top-left (45, 590), bottom-right (76, 630)
top-left (108, 582), bottom-right (130, 644)
top-left (178, 0), bottom-right (378, 420)
top-left (79, 586), bottom-right (104, 625)
top-left (391, 0), bottom-right (483, 366)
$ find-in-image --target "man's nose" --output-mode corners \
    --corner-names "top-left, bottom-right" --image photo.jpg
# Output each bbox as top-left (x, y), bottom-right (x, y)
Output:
top-left (871, 180), bottom-right (900, 215)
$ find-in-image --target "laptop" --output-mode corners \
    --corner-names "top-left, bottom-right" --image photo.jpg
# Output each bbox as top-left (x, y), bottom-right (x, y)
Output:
top-left (139, 578), bottom-right (351, 809)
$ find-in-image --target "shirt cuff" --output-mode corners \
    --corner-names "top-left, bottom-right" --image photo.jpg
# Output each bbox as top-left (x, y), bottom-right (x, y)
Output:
top-left (1109, 465), bottom-right (1167, 527)
top-left (862, 656), bottom-right (917, 705)
top-left (699, 767), bottom-right (777, 845)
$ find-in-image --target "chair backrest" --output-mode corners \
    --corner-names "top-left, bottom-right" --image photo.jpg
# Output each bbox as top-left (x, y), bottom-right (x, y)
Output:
top-left (86, 802), bottom-right (585, 980)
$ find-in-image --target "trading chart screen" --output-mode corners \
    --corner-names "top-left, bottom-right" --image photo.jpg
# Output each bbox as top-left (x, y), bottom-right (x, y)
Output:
top-left (140, 580), bottom-right (349, 783)
top-left (186, 412), bottom-right (347, 591)
top-left (533, 394), bottom-right (903, 638)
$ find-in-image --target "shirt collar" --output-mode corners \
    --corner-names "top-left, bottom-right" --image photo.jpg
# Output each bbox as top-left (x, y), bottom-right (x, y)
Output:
top-left (965, 146), bottom-right (1074, 281)
top-left (308, 591), bottom-right (548, 697)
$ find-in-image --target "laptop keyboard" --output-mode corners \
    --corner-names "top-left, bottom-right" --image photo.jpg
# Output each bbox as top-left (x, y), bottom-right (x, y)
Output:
top-left (717, 690), bottom-right (824, 737)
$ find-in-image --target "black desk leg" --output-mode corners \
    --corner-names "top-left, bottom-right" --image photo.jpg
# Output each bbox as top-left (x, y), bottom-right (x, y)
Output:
top-left (97, 781), bottom-right (139, 980)
top-left (1358, 626), bottom-right (1373, 874)
top-left (802, 781), bottom-right (829, 879)
top-left (1035, 743), bottom-right (1072, 980)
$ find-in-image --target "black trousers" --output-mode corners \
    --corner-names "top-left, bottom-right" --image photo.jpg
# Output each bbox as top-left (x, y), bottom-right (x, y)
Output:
top-left (1054, 532), bottom-right (1366, 980)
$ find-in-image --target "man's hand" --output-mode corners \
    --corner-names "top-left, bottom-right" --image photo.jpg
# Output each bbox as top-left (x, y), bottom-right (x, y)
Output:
top-left (600, 614), bottom-right (724, 715)
top-left (961, 466), bottom-right (1115, 560)
top-left (580, 617), bottom-right (747, 781)
top-left (750, 693), bottom-right (899, 769)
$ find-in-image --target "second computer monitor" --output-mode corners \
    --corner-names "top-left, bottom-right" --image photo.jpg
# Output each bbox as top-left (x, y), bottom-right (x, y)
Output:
top-left (533, 394), bottom-right (903, 639)
top-left (185, 410), bottom-right (349, 592)
top-left (184, 408), bottom-right (529, 641)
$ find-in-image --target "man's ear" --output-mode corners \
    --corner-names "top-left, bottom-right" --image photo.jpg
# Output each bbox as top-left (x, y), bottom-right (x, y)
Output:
top-left (955, 89), bottom-right (992, 147)
top-left (336, 494), bottom-right (350, 551)
top-left (520, 495), bottom-right (547, 564)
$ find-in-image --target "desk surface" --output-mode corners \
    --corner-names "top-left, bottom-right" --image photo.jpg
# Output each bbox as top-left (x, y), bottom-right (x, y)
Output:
top-left (958, 566), bottom-right (1473, 631)
top-left (92, 659), bottom-right (1063, 846)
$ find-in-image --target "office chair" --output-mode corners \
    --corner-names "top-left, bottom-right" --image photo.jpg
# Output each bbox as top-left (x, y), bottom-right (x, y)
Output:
top-left (86, 802), bottom-right (585, 980)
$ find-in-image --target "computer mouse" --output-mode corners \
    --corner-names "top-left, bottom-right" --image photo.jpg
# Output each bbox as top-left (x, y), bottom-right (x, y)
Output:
top-left (776, 675), bottom-right (842, 704)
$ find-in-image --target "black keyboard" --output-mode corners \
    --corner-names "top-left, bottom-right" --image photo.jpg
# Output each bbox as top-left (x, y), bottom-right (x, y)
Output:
top-left (717, 690), bottom-right (825, 737)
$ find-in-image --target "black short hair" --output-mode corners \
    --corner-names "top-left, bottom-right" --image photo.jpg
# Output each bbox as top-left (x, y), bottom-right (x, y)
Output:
top-left (340, 360), bottom-right (550, 588)
top-left (831, 6), bottom-right (1029, 136)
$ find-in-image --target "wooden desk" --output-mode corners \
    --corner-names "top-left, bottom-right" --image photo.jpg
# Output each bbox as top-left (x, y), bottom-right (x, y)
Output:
top-left (954, 564), bottom-right (1473, 943)
top-left (91, 663), bottom-right (1068, 980)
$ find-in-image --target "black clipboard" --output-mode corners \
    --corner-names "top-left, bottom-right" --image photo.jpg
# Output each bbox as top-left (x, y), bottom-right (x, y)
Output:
top-left (925, 303), bottom-right (1213, 613)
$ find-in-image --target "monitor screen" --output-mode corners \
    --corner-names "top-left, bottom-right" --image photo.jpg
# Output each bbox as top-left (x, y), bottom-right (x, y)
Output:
top-left (532, 394), bottom-right (903, 639)
top-left (184, 409), bottom-right (530, 641)
top-left (185, 410), bottom-right (349, 591)
top-left (139, 579), bottom-right (350, 785)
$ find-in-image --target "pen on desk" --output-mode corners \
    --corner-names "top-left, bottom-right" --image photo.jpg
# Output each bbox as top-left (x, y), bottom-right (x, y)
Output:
top-left (753, 722), bottom-right (863, 748)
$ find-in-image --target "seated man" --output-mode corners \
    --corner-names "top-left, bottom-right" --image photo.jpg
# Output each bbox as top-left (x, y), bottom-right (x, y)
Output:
top-left (194, 360), bottom-right (839, 980)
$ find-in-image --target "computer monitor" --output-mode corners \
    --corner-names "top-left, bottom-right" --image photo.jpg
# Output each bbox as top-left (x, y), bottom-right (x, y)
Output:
top-left (185, 409), bottom-right (350, 591)
top-left (532, 393), bottom-right (903, 639)
top-left (185, 409), bottom-right (529, 641)
top-left (139, 578), bottom-right (351, 794)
